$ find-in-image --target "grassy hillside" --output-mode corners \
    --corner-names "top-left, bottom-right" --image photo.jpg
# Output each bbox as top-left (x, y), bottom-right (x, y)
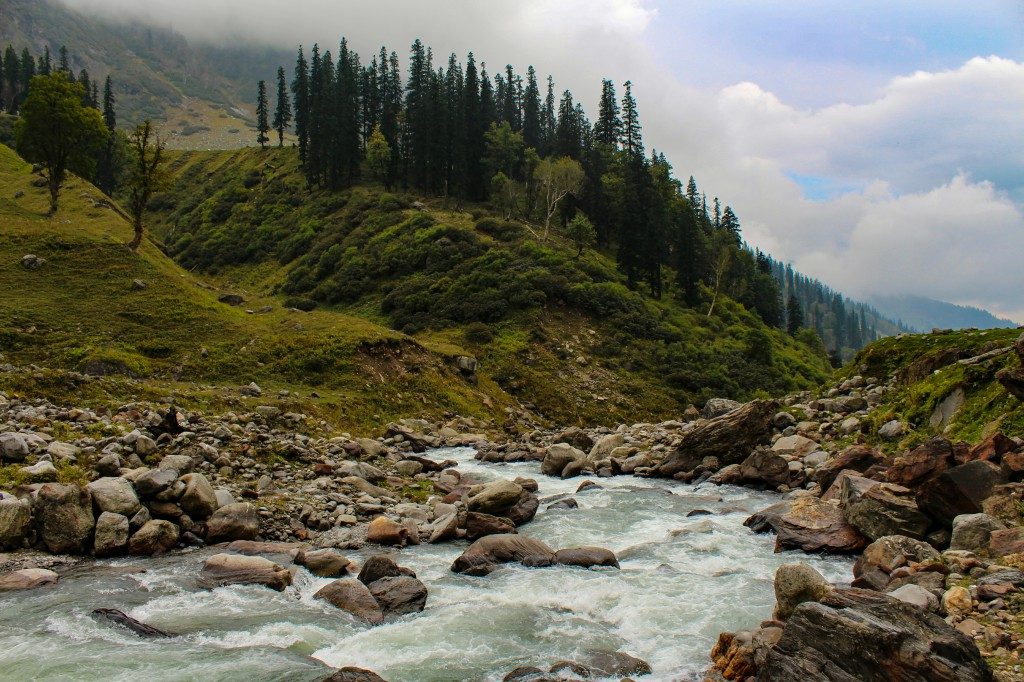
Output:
top-left (0, 143), bottom-right (520, 433)
top-left (147, 147), bottom-right (832, 424)
top-left (0, 0), bottom-right (290, 147)
top-left (841, 327), bottom-right (1024, 447)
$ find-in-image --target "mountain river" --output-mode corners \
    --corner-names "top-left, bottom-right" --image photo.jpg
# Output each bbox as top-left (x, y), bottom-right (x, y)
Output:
top-left (0, 447), bottom-right (853, 681)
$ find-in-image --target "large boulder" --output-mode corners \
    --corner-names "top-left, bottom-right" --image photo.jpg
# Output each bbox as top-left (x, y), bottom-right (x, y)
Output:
top-left (86, 477), bottom-right (142, 517)
top-left (205, 502), bottom-right (258, 543)
top-left (772, 435), bottom-right (819, 458)
top-left (451, 534), bottom-right (556, 575)
top-left (357, 555), bottom-right (411, 585)
top-left (199, 553), bottom-right (292, 591)
top-left (179, 473), bottom-right (218, 519)
top-left (134, 468), bottom-right (178, 497)
top-left (887, 437), bottom-right (954, 488)
top-left (702, 398), bottom-right (742, 419)
top-left (366, 576), bottom-right (428, 617)
top-left (917, 460), bottom-right (1007, 526)
top-left (759, 588), bottom-right (994, 681)
top-left (0, 432), bottom-right (30, 462)
top-left (773, 563), bottom-right (835, 620)
top-left (366, 516), bottom-right (410, 546)
top-left (855, 535), bottom-right (941, 582)
top-left (587, 433), bottom-right (625, 465)
top-left (553, 546), bottom-right (619, 569)
top-left (315, 578), bottom-right (384, 624)
top-left (467, 480), bottom-right (524, 516)
top-left (655, 399), bottom-right (778, 476)
top-left (0, 568), bottom-right (59, 591)
top-left (950, 513), bottom-right (1007, 552)
top-left (129, 519), bottom-right (179, 555)
top-left (813, 445), bottom-right (883, 491)
top-left (746, 497), bottom-right (867, 554)
top-left (465, 512), bottom-right (516, 540)
top-left (541, 444), bottom-right (586, 477)
top-left (34, 483), bottom-right (95, 554)
top-left (842, 485), bottom-right (930, 541)
top-left (0, 494), bottom-right (31, 550)
top-left (738, 450), bottom-right (791, 487)
top-left (998, 367), bottom-right (1024, 400)
top-left (504, 491), bottom-right (540, 526)
top-left (93, 511), bottom-right (130, 557)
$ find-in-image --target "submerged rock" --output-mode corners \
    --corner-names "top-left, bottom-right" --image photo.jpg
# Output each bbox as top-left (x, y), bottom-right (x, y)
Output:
top-left (553, 546), bottom-right (619, 569)
top-left (366, 575), bottom-right (428, 617)
top-left (320, 668), bottom-right (389, 682)
top-left (91, 608), bottom-right (172, 638)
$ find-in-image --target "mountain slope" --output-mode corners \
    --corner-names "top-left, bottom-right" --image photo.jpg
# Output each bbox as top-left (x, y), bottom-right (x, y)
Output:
top-left (869, 294), bottom-right (1018, 333)
top-left (147, 147), bottom-right (833, 423)
top-left (0, 143), bottom-right (521, 433)
top-left (0, 0), bottom-right (290, 147)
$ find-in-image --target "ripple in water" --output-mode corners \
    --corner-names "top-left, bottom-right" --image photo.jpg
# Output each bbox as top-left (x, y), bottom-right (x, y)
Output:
top-left (0, 447), bottom-right (853, 681)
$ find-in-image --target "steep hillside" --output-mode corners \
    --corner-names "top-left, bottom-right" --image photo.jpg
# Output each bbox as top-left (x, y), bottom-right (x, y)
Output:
top-left (147, 147), bottom-right (833, 424)
top-left (841, 327), bottom-right (1024, 447)
top-left (0, 0), bottom-right (290, 147)
top-left (0, 143), bottom-right (520, 433)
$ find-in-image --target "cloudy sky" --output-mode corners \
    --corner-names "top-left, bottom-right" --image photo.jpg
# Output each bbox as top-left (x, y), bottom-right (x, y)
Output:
top-left (61, 0), bottom-right (1024, 321)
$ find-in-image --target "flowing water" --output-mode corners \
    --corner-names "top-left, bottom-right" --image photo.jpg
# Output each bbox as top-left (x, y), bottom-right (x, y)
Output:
top-left (0, 447), bottom-right (853, 681)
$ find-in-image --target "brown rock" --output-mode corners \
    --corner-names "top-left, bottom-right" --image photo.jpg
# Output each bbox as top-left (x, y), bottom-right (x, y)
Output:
top-left (320, 667), bottom-right (388, 682)
top-left (746, 497), bottom-right (867, 555)
top-left (34, 482), bottom-right (95, 554)
top-left (199, 553), bottom-right (292, 591)
top-left (553, 546), bottom-right (620, 569)
top-left (314, 578), bottom-right (384, 624)
top-left (128, 519), bottom-right (179, 555)
top-left (917, 460), bottom-right (1007, 526)
top-left (357, 555), bottom-right (412, 585)
top-left (0, 568), bottom-right (59, 591)
top-left (465, 511), bottom-right (516, 540)
top-left (655, 399), bottom-right (778, 476)
top-left (963, 432), bottom-right (1015, 464)
top-left (887, 437), bottom-right (954, 488)
top-left (296, 548), bottom-right (351, 577)
top-left (366, 517), bottom-right (410, 546)
top-left (813, 445), bottom-right (883, 491)
top-left (990, 527), bottom-right (1024, 557)
top-left (738, 449), bottom-right (791, 487)
top-left (205, 503), bottom-right (259, 543)
top-left (366, 575), bottom-right (428, 616)
top-left (450, 534), bottom-right (556, 575)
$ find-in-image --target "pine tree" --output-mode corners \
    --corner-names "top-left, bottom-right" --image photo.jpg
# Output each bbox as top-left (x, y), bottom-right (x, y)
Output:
top-left (272, 66), bottom-right (292, 147)
top-left (292, 47), bottom-right (310, 163)
top-left (2, 46), bottom-right (18, 113)
top-left (39, 46), bottom-right (52, 76)
top-left (555, 90), bottom-right (580, 159)
top-left (594, 79), bottom-right (621, 147)
top-left (255, 79), bottom-right (270, 149)
top-left (78, 69), bottom-right (92, 107)
top-left (522, 66), bottom-right (541, 150)
top-left (619, 80), bottom-right (642, 157)
top-left (720, 205), bottom-right (741, 243)
top-left (541, 75), bottom-right (556, 157)
top-left (58, 46), bottom-right (70, 74)
top-left (95, 76), bottom-right (118, 195)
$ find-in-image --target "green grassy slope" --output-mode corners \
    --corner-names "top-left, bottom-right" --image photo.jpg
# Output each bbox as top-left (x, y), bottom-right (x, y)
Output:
top-left (147, 147), bottom-right (832, 425)
top-left (0, 143), bottom-right (517, 433)
top-left (843, 327), bottom-right (1024, 447)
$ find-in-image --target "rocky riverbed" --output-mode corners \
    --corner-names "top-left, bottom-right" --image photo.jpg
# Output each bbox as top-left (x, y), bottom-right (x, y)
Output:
top-left (1, 332), bottom-right (1023, 680)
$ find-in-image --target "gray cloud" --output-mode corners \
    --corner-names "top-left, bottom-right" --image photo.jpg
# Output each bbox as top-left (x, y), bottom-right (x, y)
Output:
top-left (57, 0), bottom-right (1024, 321)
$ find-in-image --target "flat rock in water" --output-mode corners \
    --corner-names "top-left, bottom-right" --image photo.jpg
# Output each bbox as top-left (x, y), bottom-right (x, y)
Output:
top-left (451, 534), bottom-right (556, 575)
top-left (0, 568), bottom-right (59, 591)
top-left (198, 553), bottom-right (292, 591)
top-left (314, 578), bottom-right (384, 625)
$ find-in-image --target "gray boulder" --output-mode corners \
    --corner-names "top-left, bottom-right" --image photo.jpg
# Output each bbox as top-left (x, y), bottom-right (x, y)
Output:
top-left (315, 579), bottom-right (384, 624)
top-left (541, 444), bottom-right (586, 477)
top-left (367, 575), bottom-right (428, 617)
top-left (773, 563), bottom-right (835, 620)
top-left (34, 483), bottom-right (95, 554)
top-left (205, 502), bottom-right (258, 543)
top-left (128, 519), bottom-right (179, 555)
top-left (179, 473), bottom-right (218, 519)
top-left (0, 433), bottom-right (30, 462)
top-left (93, 511), bottom-right (130, 557)
top-left (86, 477), bottom-right (142, 517)
top-left (0, 494), bottom-right (31, 550)
top-left (950, 513), bottom-right (1007, 552)
top-left (199, 553), bottom-right (292, 591)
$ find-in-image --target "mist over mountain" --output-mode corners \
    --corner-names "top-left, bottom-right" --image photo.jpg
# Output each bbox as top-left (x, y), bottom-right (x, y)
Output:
top-left (869, 294), bottom-right (1020, 333)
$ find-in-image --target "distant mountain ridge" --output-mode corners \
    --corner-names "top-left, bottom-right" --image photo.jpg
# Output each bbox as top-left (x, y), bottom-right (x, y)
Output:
top-left (868, 294), bottom-right (1019, 333)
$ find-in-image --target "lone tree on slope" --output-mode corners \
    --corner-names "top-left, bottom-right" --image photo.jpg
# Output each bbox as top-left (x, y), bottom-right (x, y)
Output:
top-left (15, 72), bottom-right (107, 214)
top-left (255, 79), bottom-right (270, 149)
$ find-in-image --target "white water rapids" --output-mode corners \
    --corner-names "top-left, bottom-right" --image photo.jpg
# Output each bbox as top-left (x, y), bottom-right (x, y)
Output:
top-left (0, 447), bottom-right (853, 681)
